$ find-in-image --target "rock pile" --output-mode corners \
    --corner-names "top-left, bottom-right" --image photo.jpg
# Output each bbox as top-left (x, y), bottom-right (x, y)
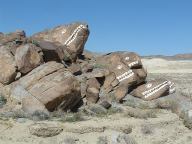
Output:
top-left (0, 22), bottom-right (176, 116)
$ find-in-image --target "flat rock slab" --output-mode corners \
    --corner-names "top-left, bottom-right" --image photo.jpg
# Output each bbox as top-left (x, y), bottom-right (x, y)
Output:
top-left (29, 123), bottom-right (63, 137)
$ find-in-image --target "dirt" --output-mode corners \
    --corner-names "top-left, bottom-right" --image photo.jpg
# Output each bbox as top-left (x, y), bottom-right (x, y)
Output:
top-left (0, 58), bottom-right (192, 144)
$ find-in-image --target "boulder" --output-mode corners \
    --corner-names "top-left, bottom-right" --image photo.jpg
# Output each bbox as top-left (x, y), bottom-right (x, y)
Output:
top-left (28, 39), bottom-right (67, 62)
top-left (130, 79), bottom-right (175, 100)
top-left (0, 46), bottom-right (17, 84)
top-left (15, 43), bottom-right (44, 74)
top-left (18, 61), bottom-right (64, 88)
top-left (86, 78), bottom-right (100, 103)
top-left (28, 69), bottom-right (81, 111)
top-left (32, 22), bottom-right (89, 62)
top-left (8, 62), bottom-right (81, 113)
top-left (22, 94), bottom-right (49, 115)
top-left (114, 85), bottom-right (129, 102)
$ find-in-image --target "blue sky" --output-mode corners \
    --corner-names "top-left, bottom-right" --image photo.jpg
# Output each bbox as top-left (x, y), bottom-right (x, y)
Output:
top-left (0, 0), bottom-right (192, 55)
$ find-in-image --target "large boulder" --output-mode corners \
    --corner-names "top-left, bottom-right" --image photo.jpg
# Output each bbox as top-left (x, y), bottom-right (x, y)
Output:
top-left (15, 43), bottom-right (44, 74)
top-left (16, 62), bottom-right (81, 113)
top-left (96, 52), bottom-right (147, 101)
top-left (0, 46), bottom-right (17, 84)
top-left (32, 22), bottom-right (89, 62)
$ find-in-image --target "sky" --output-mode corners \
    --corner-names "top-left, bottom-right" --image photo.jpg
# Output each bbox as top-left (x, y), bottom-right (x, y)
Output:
top-left (0, 0), bottom-right (192, 55)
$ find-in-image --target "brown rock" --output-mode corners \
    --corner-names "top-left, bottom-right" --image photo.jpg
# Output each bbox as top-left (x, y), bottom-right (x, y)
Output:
top-left (14, 62), bottom-right (81, 112)
top-left (68, 63), bottom-right (81, 75)
top-left (0, 46), bottom-right (17, 84)
top-left (15, 44), bottom-right (44, 74)
top-left (121, 52), bottom-right (142, 69)
top-left (28, 70), bottom-right (81, 111)
top-left (130, 79), bottom-right (171, 100)
top-left (86, 78), bottom-right (100, 103)
top-left (30, 39), bottom-right (67, 62)
top-left (133, 67), bottom-right (147, 84)
top-left (18, 61), bottom-right (64, 88)
top-left (32, 22), bottom-right (89, 61)
top-left (0, 30), bottom-right (26, 45)
top-left (114, 85), bottom-right (128, 102)
top-left (22, 94), bottom-right (49, 115)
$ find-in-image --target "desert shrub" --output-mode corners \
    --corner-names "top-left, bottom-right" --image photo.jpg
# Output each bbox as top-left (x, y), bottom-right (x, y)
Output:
top-left (0, 95), bottom-right (6, 108)
top-left (0, 110), bottom-right (27, 119)
top-left (141, 124), bottom-right (153, 135)
top-left (30, 111), bottom-right (49, 121)
top-left (124, 107), bottom-right (157, 119)
top-left (97, 136), bottom-right (108, 144)
top-left (107, 106), bottom-right (123, 115)
top-left (183, 114), bottom-right (192, 129)
top-left (79, 104), bottom-right (108, 117)
top-left (117, 134), bottom-right (138, 144)
top-left (61, 137), bottom-right (77, 144)
top-left (180, 88), bottom-right (192, 100)
top-left (59, 112), bottom-right (84, 123)
top-left (93, 63), bottom-right (106, 69)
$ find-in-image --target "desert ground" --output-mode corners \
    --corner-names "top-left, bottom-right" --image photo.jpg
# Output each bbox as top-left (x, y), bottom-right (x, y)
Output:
top-left (0, 58), bottom-right (192, 144)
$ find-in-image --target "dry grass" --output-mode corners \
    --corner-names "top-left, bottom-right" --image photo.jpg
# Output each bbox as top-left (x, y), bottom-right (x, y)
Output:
top-left (141, 124), bottom-right (153, 135)
top-left (124, 107), bottom-right (157, 119)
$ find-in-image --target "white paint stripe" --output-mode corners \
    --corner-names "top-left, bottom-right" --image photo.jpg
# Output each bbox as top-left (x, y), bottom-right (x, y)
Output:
top-left (117, 71), bottom-right (134, 82)
top-left (64, 25), bottom-right (87, 46)
top-left (142, 81), bottom-right (168, 96)
top-left (144, 83), bottom-right (167, 98)
top-left (128, 61), bottom-right (139, 67)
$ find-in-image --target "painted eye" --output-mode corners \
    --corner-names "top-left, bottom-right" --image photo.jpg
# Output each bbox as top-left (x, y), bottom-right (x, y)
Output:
top-left (61, 29), bottom-right (66, 34)
top-left (146, 83), bottom-right (152, 88)
top-left (125, 57), bottom-right (129, 61)
top-left (117, 65), bottom-right (123, 70)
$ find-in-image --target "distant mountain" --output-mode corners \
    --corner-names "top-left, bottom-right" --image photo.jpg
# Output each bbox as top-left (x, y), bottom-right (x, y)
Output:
top-left (142, 53), bottom-right (192, 60)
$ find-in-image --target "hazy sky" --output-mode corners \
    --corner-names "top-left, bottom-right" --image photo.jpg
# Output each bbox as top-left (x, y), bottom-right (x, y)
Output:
top-left (0, 0), bottom-right (192, 55)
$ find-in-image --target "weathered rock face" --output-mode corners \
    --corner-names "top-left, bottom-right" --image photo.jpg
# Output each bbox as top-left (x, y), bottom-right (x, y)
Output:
top-left (95, 52), bottom-right (147, 101)
top-left (15, 44), bottom-right (44, 74)
top-left (18, 62), bottom-right (81, 112)
top-left (0, 46), bottom-right (17, 84)
top-left (130, 79), bottom-right (175, 100)
top-left (32, 22), bottom-right (89, 62)
top-left (18, 61), bottom-right (64, 89)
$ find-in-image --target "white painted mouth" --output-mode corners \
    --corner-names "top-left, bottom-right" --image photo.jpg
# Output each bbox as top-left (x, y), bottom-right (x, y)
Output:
top-left (116, 70), bottom-right (134, 82)
top-left (64, 25), bottom-right (87, 46)
top-left (128, 61), bottom-right (139, 67)
top-left (142, 81), bottom-right (169, 99)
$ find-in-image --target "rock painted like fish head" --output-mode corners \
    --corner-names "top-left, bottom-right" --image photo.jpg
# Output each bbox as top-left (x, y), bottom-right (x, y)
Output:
top-left (53, 23), bottom-right (89, 53)
top-left (32, 22), bottom-right (89, 58)
top-left (131, 79), bottom-right (175, 100)
top-left (101, 53), bottom-right (138, 85)
top-left (121, 52), bottom-right (142, 69)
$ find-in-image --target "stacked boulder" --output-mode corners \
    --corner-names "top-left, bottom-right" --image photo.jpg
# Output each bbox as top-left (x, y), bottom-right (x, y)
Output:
top-left (0, 22), bottom-right (176, 116)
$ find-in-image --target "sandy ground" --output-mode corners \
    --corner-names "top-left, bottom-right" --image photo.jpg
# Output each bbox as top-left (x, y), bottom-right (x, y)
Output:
top-left (142, 58), bottom-right (192, 73)
top-left (0, 58), bottom-right (192, 144)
